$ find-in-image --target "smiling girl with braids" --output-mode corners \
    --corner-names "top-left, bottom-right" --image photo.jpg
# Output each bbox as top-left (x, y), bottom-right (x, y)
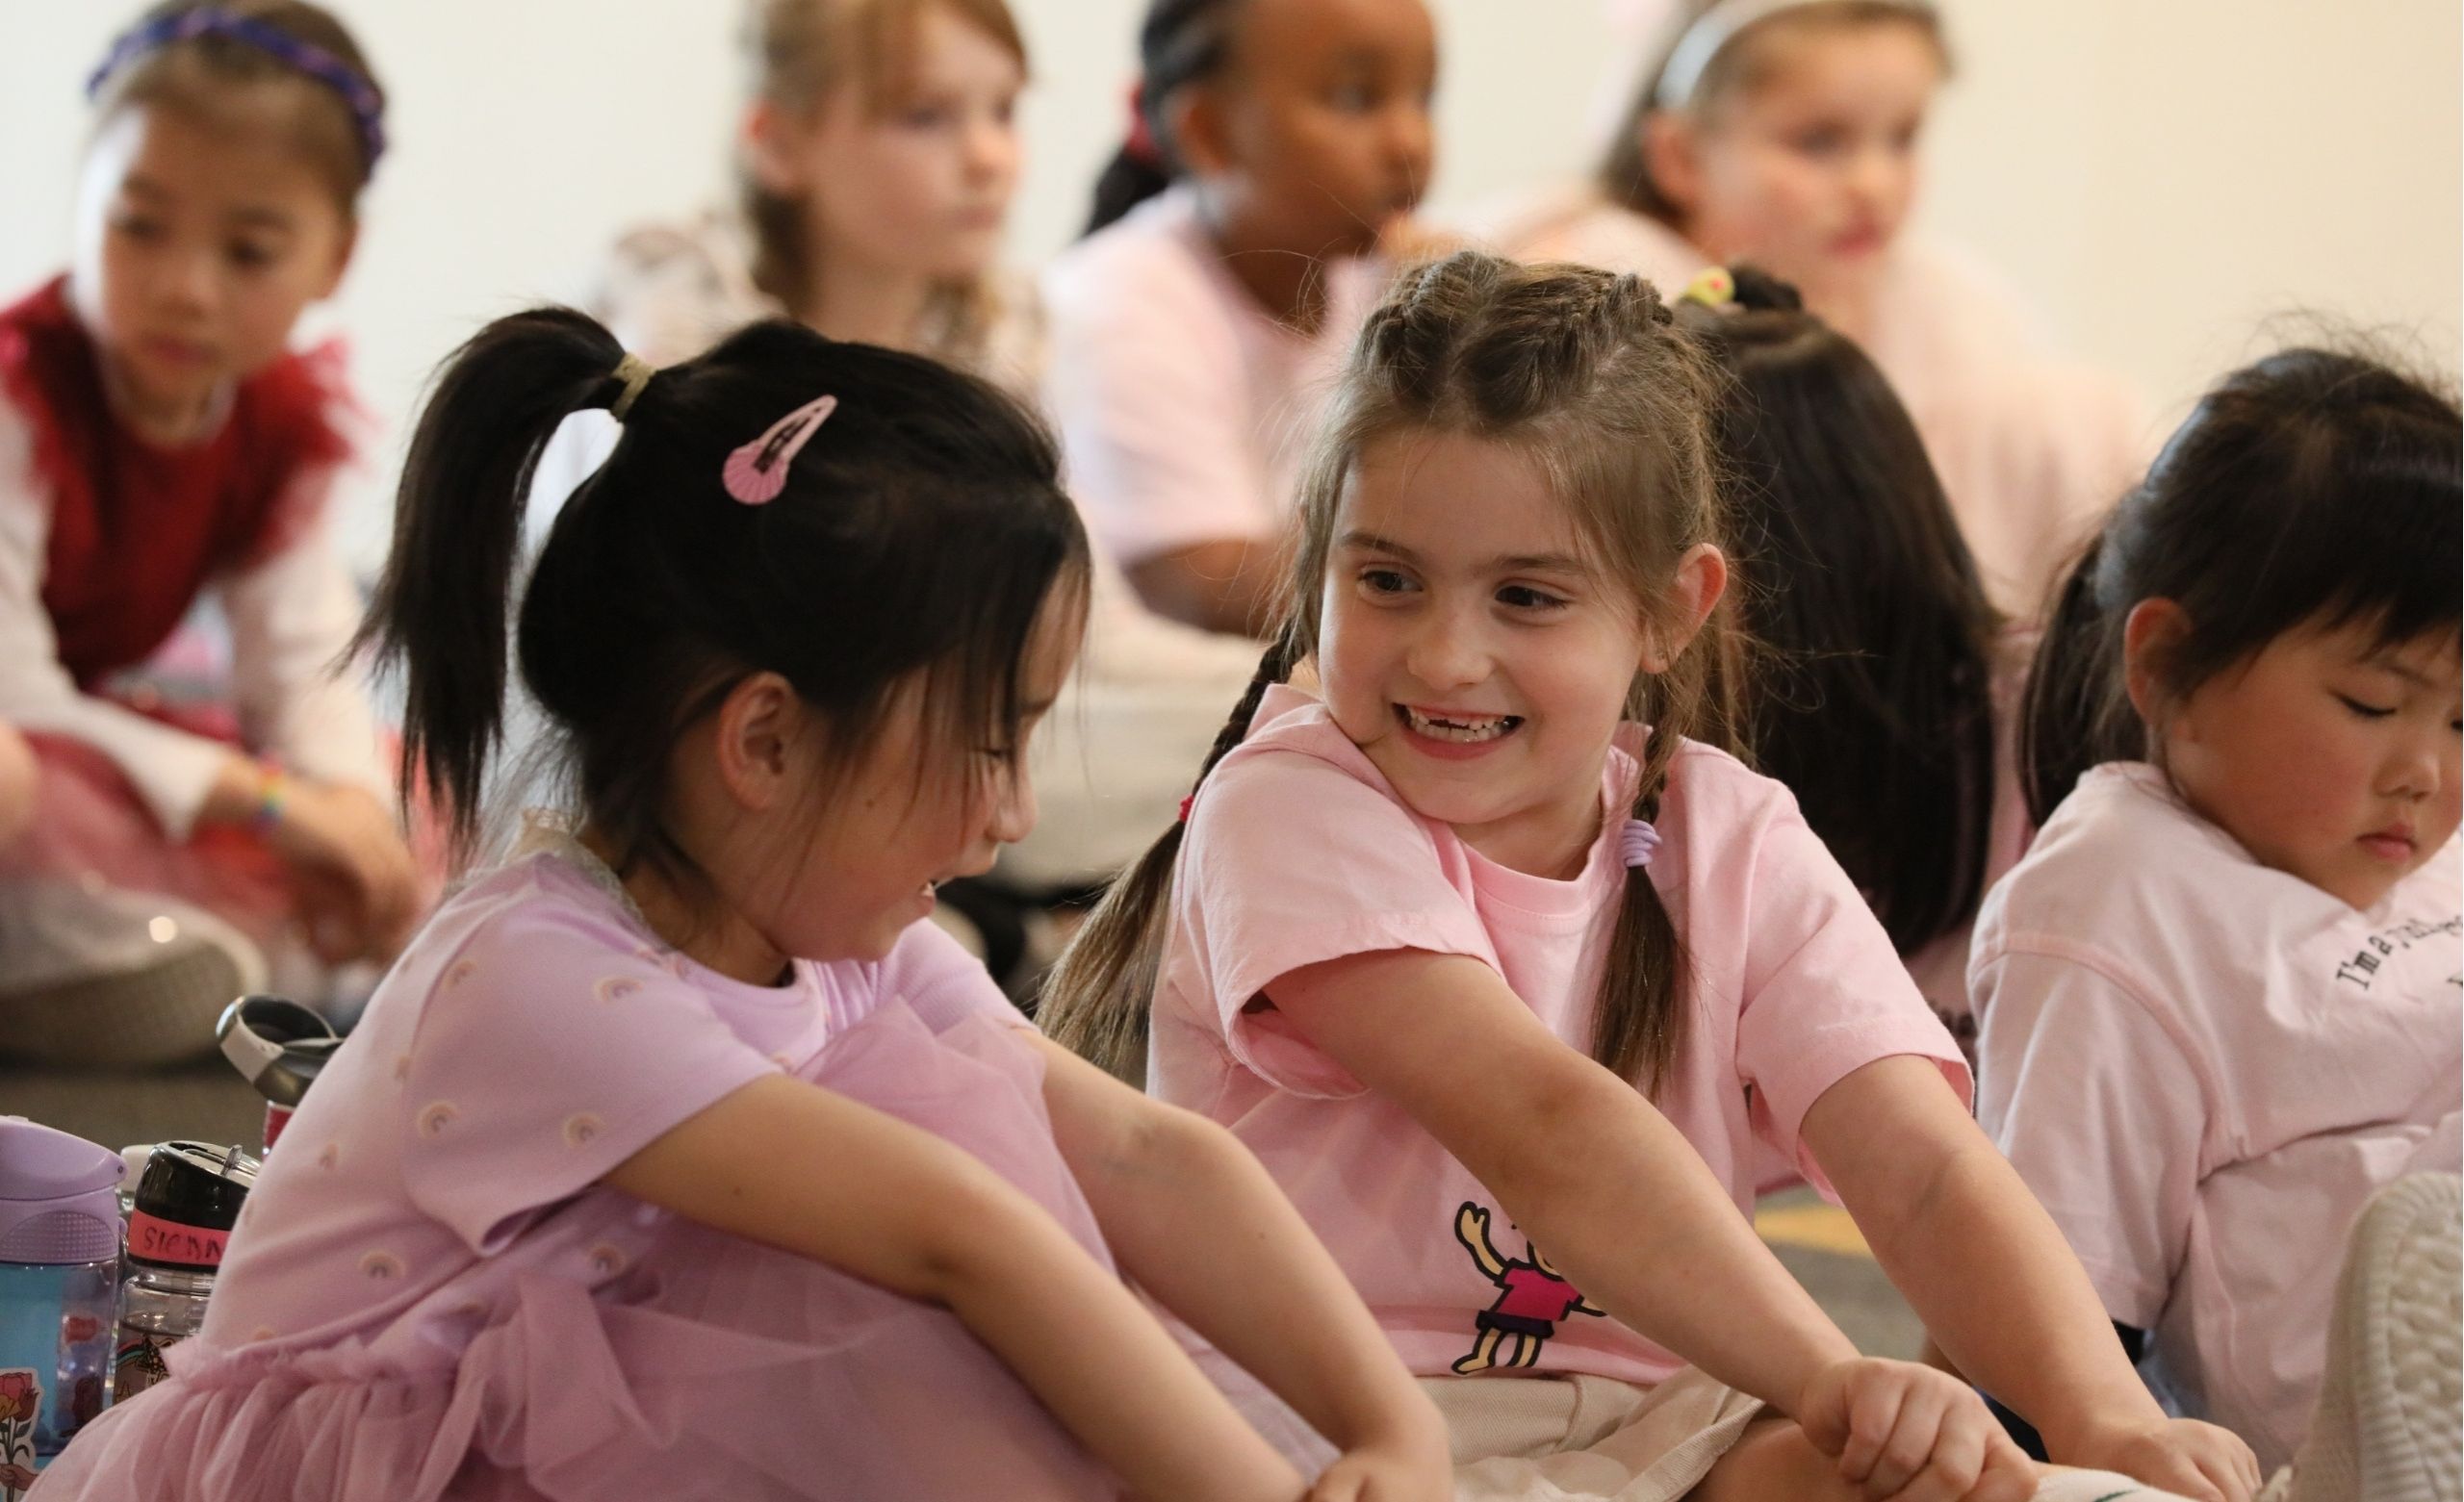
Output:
top-left (1042, 250), bottom-right (2258, 1502)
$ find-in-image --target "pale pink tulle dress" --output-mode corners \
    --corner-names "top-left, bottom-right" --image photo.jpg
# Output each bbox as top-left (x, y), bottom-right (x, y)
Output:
top-left (35, 831), bottom-right (1267, 1500)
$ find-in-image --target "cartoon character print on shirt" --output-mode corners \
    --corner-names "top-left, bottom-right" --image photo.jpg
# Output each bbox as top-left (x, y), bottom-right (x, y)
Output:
top-left (1450, 1201), bottom-right (1604, 1373)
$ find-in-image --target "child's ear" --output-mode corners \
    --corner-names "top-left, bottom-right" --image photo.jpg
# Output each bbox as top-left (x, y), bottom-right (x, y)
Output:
top-left (740, 98), bottom-right (810, 196)
top-left (1639, 543), bottom-right (1729, 674)
top-left (2121, 598), bottom-right (2191, 726)
top-left (1642, 112), bottom-right (1704, 219)
top-left (711, 671), bottom-right (804, 810)
top-left (1168, 84), bottom-right (1232, 181)
top-left (312, 217), bottom-right (358, 302)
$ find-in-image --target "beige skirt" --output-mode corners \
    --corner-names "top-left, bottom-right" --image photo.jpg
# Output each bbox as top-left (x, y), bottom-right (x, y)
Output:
top-left (1424, 1367), bottom-right (1765, 1502)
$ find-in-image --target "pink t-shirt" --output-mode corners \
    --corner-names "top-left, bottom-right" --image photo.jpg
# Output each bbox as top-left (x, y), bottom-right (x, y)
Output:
top-left (1972, 763), bottom-right (2463, 1469)
top-left (1152, 685), bottom-right (1968, 1387)
top-left (197, 841), bottom-right (1036, 1361)
top-left (1041, 187), bottom-right (1387, 569)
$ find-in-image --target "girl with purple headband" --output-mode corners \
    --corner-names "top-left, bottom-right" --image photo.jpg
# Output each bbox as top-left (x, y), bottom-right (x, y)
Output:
top-left (0, 0), bottom-right (420, 1066)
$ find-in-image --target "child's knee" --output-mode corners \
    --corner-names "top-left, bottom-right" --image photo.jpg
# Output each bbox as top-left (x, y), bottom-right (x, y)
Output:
top-left (1689, 1416), bottom-right (1859, 1501)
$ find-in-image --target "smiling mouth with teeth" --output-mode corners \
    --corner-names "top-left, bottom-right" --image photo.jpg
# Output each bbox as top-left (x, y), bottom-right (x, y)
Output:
top-left (1399, 705), bottom-right (1524, 744)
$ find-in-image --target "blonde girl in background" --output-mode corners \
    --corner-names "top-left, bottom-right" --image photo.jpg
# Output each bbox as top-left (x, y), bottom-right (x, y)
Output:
top-left (1490, 0), bottom-right (2143, 618)
top-left (0, 0), bottom-right (420, 1066)
top-left (1043, 251), bottom-right (2259, 1502)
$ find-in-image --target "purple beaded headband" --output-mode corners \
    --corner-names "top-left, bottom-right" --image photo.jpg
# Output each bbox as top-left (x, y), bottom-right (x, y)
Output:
top-left (88, 8), bottom-right (387, 172)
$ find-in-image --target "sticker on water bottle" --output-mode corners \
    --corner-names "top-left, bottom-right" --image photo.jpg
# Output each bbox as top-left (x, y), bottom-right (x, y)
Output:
top-left (0, 1366), bottom-right (39, 1500)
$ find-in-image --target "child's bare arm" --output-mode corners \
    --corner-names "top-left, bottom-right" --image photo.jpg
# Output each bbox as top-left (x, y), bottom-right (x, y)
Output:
top-left (1802, 1056), bottom-right (2262, 1502)
top-left (1030, 1037), bottom-right (1451, 1498)
top-left (605, 1073), bottom-right (1306, 1502)
top-left (1266, 948), bottom-right (1859, 1413)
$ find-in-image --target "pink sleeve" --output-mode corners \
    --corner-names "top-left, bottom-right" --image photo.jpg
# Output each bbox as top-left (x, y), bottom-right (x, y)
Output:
top-left (1043, 253), bottom-right (1275, 566)
top-left (1973, 948), bottom-right (2205, 1327)
top-left (1732, 796), bottom-right (1972, 1189)
top-left (399, 906), bottom-right (778, 1254)
top-left (1183, 746), bottom-right (1495, 1098)
top-left (879, 919), bottom-right (1028, 1035)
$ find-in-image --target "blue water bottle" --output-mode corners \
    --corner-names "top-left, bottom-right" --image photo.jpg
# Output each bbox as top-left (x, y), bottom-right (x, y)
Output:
top-left (0, 1117), bottom-right (121, 1494)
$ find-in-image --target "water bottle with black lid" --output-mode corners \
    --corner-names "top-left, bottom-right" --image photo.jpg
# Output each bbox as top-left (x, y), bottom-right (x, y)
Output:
top-left (114, 1142), bottom-right (255, 1404)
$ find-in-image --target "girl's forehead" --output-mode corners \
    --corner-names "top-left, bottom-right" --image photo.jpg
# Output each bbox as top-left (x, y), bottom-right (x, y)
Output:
top-left (1233, 0), bottom-right (1436, 74)
top-left (1704, 17), bottom-right (1941, 116)
top-left (87, 98), bottom-right (350, 226)
top-left (1338, 431), bottom-right (1588, 558)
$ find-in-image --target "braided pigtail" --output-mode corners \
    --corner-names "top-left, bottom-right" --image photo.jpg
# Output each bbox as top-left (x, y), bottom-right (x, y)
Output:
top-left (1039, 628), bottom-right (1302, 1081)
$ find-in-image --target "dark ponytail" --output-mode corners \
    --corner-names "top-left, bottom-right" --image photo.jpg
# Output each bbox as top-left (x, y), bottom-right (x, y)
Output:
top-left (2018, 344), bottom-right (2461, 826)
top-left (357, 310), bottom-right (1090, 884)
top-left (357, 310), bottom-right (629, 853)
top-left (1686, 264), bottom-right (2001, 955)
top-left (1081, 0), bottom-right (1245, 237)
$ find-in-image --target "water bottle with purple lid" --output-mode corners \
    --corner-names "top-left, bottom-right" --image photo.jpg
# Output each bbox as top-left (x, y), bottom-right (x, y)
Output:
top-left (0, 1117), bottom-right (120, 1492)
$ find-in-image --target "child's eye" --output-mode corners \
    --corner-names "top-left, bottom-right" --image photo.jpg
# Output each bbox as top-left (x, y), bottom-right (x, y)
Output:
top-left (1497, 584), bottom-right (1569, 611)
top-left (111, 213), bottom-right (167, 242)
top-left (1327, 80), bottom-right (1378, 113)
top-left (1788, 125), bottom-right (1848, 158)
top-left (1359, 567), bottom-right (1416, 597)
top-left (2336, 693), bottom-right (2397, 720)
top-left (899, 103), bottom-right (956, 131)
top-left (228, 242), bottom-right (277, 270)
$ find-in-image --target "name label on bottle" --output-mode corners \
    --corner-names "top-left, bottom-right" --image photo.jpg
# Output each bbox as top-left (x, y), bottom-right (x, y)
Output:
top-left (127, 1211), bottom-right (228, 1270)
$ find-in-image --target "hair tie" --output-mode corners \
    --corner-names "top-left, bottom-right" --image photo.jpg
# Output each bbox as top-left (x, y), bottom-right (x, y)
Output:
top-left (88, 7), bottom-right (387, 169)
top-left (607, 353), bottom-right (655, 422)
top-left (1680, 266), bottom-right (1736, 310)
top-left (1619, 819), bottom-right (1661, 869)
top-left (1176, 794), bottom-right (1195, 824)
top-left (723, 394), bottom-right (838, 505)
top-left (1122, 78), bottom-right (1164, 169)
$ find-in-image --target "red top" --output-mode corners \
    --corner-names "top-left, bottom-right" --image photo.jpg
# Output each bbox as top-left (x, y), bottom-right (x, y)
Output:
top-left (0, 276), bottom-right (352, 688)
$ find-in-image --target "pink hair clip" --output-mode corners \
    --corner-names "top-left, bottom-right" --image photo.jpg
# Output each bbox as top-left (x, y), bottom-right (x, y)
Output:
top-left (722, 394), bottom-right (838, 505)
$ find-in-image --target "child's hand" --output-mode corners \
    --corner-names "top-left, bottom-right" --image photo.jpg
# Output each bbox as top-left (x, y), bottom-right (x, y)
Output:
top-left (1305, 1429), bottom-right (1452, 1501)
top-left (272, 780), bottom-right (421, 960)
top-left (2056, 1414), bottom-right (2259, 1502)
top-left (1798, 1358), bottom-right (2035, 1501)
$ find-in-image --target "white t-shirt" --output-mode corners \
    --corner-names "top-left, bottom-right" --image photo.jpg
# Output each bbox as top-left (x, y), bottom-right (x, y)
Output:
top-left (1971, 763), bottom-right (2462, 1468)
top-left (1041, 186), bottom-right (1389, 569)
top-left (1478, 189), bottom-right (2147, 621)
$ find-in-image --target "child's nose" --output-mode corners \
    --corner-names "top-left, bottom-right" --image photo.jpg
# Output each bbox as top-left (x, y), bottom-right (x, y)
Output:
top-left (2385, 732), bottom-right (2450, 801)
top-left (988, 762), bottom-right (1039, 844)
top-left (1405, 607), bottom-right (1490, 690)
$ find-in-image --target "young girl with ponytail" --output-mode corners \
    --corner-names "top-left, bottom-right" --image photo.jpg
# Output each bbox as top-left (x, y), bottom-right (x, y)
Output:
top-left (1979, 345), bottom-right (2461, 1477)
top-left (1042, 251), bottom-right (2257, 1502)
top-left (32, 309), bottom-right (1450, 1500)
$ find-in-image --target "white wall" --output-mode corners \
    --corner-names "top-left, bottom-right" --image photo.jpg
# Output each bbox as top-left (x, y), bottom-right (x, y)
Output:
top-left (3, 0), bottom-right (2455, 572)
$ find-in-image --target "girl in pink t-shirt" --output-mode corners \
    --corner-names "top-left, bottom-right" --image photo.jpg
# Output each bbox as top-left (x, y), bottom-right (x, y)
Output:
top-left (35, 313), bottom-right (1452, 1499)
top-left (1982, 347), bottom-right (2462, 1475)
top-left (1043, 251), bottom-right (2257, 1502)
top-left (1046, 0), bottom-right (1438, 638)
